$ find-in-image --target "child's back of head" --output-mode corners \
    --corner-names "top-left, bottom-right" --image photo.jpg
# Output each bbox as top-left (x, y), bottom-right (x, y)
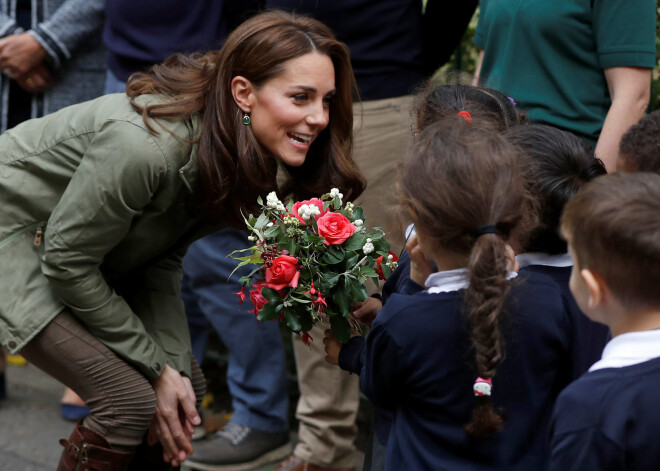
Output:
top-left (413, 84), bottom-right (523, 133)
top-left (618, 111), bottom-right (660, 174)
top-left (504, 124), bottom-right (606, 254)
top-left (562, 172), bottom-right (660, 311)
top-left (400, 119), bottom-right (531, 437)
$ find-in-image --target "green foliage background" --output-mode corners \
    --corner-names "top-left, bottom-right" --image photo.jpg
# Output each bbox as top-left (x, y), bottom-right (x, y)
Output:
top-left (435, 6), bottom-right (660, 111)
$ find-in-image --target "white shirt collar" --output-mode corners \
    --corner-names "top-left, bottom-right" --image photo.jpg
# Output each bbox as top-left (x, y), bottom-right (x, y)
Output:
top-left (425, 268), bottom-right (518, 294)
top-left (589, 330), bottom-right (660, 372)
top-left (516, 252), bottom-right (573, 268)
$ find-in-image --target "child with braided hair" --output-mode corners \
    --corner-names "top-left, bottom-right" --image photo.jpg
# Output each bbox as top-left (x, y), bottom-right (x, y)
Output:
top-left (326, 119), bottom-right (572, 470)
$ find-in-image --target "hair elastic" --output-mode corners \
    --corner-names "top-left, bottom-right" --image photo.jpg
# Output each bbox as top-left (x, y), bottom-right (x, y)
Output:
top-left (457, 110), bottom-right (472, 123)
top-left (472, 224), bottom-right (497, 237)
top-left (473, 377), bottom-right (493, 397)
top-left (507, 97), bottom-right (517, 107)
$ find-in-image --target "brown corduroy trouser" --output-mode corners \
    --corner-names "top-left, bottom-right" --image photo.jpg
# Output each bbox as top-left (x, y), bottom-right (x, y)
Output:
top-left (20, 310), bottom-right (205, 450)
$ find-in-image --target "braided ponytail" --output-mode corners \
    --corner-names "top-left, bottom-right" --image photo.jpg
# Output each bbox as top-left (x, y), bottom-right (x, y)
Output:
top-left (399, 119), bottom-right (530, 439)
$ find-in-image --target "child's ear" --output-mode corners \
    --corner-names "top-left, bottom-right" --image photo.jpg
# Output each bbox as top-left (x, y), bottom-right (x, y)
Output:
top-left (230, 76), bottom-right (255, 113)
top-left (580, 268), bottom-right (609, 309)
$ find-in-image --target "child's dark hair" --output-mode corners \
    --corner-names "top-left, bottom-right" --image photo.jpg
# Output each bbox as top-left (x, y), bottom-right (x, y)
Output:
top-left (413, 84), bottom-right (524, 133)
top-left (504, 125), bottom-right (606, 254)
top-left (400, 119), bottom-right (530, 437)
top-left (619, 111), bottom-right (660, 174)
top-left (562, 172), bottom-right (660, 310)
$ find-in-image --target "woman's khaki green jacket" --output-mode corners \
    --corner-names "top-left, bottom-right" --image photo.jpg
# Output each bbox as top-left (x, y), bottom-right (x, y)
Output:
top-left (0, 93), bottom-right (220, 379)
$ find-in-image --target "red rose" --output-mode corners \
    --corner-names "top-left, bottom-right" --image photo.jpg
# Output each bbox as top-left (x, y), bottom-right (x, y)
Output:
top-left (376, 252), bottom-right (399, 280)
top-left (249, 288), bottom-right (269, 314)
top-left (291, 198), bottom-right (326, 224)
top-left (266, 254), bottom-right (301, 290)
top-left (316, 212), bottom-right (356, 246)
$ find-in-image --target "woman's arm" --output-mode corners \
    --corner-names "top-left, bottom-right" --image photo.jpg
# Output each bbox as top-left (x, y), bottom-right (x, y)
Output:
top-left (40, 120), bottom-right (174, 380)
top-left (595, 66), bottom-right (651, 172)
top-left (473, 49), bottom-right (484, 86)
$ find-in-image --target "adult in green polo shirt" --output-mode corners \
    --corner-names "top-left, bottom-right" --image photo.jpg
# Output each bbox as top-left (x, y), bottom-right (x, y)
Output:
top-left (474, 0), bottom-right (655, 171)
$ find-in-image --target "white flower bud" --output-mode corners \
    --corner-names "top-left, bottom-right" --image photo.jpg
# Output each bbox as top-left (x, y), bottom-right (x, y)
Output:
top-left (248, 235), bottom-right (256, 241)
top-left (266, 222), bottom-right (274, 227)
top-left (388, 254), bottom-right (394, 260)
top-left (354, 219), bottom-right (363, 227)
top-left (302, 213), bottom-right (311, 221)
top-left (298, 204), bottom-right (310, 217)
top-left (363, 242), bottom-right (375, 254)
top-left (366, 238), bottom-right (372, 243)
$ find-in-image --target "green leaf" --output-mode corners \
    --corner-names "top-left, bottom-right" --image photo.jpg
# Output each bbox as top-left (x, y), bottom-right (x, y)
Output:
top-left (257, 195), bottom-right (263, 206)
top-left (360, 267), bottom-right (378, 279)
top-left (299, 310), bottom-right (315, 332)
top-left (261, 287), bottom-right (282, 302)
top-left (322, 272), bottom-right (341, 288)
top-left (345, 253), bottom-right (360, 270)
top-left (284, 310), bottom-right (302, 332)
top-left (347, 280), bottom-right (368, 303)
top-left (351, 206), bottom-right (364, 221)
top-left (333, 281), bottom-right (353, 317)
top-left (381, 263), bottom-right (392, 279)
top-left (283, 237), bottom-right (296, 255)
top-left (333, 195), bottom-right (342, 208)
top-left (343, 233), bottom-right (367, 251)
top-left (330, 315), bottom-right (352, 344)
top-left (264, 225), bottom-right (280, 238)
top-left (254, 212), bottom-right (270, 230)
top-left (323, 246), bottom-right (345, 264)
top-left (256, 302), bottom-right (278, 321)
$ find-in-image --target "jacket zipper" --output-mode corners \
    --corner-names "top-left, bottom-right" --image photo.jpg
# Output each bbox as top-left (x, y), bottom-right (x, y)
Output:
top-left (179, 168), bottom-right (193, 193)
top-left (0, 222), bottom-right (44, 251)
top-left (33, 223), bottom-right (45, 247)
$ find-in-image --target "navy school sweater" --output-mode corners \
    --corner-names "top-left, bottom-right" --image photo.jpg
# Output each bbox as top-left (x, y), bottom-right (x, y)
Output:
top-left (550, 356), bottom-right (660, 471)
top-left (521, 265), bottom-right (610, 379)
top-left (349, 271), bottom-right (571, 470)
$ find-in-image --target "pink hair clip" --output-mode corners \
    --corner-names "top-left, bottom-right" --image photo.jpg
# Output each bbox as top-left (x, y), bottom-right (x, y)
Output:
top-left (473, 377), bottom-right (492, 397)
top-left (457, 110), bottom-right (472, 123)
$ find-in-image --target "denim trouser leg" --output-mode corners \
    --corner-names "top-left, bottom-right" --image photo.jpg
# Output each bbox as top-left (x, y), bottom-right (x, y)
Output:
top-left (183, 229), bottom-right (289, 433)
top-left (182, 271), bottom-right (210, 365)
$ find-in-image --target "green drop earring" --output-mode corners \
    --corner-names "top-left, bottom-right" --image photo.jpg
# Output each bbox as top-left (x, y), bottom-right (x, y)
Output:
top-left (243, 113), bottom-right (251, 126)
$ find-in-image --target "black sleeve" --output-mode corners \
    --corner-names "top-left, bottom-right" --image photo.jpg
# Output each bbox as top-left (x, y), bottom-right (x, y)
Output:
top-left (422, 0), bottom-right (479, 75)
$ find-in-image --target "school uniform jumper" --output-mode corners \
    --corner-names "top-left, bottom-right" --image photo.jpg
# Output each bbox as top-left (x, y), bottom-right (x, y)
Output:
top-left (550, 330), bottom-right (660, 471)
top-left (518, 253), bottom-right (610, 379)
top-left (359, 269), bottom-right (572, 470)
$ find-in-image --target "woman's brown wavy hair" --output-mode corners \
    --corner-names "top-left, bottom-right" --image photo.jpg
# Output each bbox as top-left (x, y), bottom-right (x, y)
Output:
top-left (400, 119), bottom-right (531, 438)
top-left (125, 10), bottom-right (365, 223)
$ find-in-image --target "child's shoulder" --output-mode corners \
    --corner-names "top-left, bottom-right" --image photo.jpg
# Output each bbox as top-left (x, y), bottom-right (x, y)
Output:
top-left (373, 291), bottom-right (463, 334)
top-left (553, 356), bottom-right (660, 435)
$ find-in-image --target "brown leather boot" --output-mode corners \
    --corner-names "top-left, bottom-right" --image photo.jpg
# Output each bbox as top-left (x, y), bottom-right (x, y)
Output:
top-left (57, 422), bottom-right (134, 471)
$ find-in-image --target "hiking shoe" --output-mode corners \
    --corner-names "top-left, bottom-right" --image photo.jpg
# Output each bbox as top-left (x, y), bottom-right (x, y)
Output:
top-left (183, 423), bottom-right (291, 471)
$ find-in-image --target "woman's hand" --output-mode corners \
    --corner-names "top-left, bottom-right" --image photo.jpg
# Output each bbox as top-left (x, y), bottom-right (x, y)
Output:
top-left (351, 297), bottom-right (382, 327)
top-left (150, 365), bottom-right (201, 466)
top-left (323, 329), bottom-right (342, 366)
top-left (406, 235), bottom-right (432, 287)
top-left (0, 33), bottom-right (47, 79)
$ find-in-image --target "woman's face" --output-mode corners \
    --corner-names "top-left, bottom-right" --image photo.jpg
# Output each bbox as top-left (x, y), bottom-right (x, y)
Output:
top-left (247, 52), bottom-right (336, 167)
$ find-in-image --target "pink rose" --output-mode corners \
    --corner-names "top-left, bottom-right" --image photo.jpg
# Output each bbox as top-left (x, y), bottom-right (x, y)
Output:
top-left (266, 255), bottom-right (301, 290)
top-left (316, 212), bottom-right (356, 246)
top-left (290, 198), bottom-right (326, 224)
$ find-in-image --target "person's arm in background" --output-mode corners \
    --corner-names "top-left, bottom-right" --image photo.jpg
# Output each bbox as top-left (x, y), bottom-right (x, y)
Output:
top-left (473, 49), bottom-right (484, 86)
top-left (0, 0), bottom-right (104, 91)
top-left (422, 0), bottom-right (479, 77)
top-left (595, 67), bottom-right (651, 172)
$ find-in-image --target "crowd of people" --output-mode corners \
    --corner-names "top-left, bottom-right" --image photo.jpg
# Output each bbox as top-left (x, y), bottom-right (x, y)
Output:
top-left (0, 2), bottom-right (658, 471)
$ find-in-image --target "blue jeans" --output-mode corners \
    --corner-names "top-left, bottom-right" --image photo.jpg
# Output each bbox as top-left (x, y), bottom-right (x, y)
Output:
top-left (104, 69), bottom-right (126, 94)
top-left (182, 229), bottom-right (289, 433)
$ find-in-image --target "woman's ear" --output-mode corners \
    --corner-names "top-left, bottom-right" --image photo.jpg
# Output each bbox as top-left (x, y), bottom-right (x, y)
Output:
top-left (231, 76), bottom-right (254, 113)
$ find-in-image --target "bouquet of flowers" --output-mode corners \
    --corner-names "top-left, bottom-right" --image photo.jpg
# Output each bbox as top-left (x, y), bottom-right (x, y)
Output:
top-left (232, 188), bottom-right (398, 344)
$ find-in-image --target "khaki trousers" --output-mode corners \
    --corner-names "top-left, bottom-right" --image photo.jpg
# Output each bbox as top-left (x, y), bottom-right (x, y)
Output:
top-left (353, 95), bottom-right (415, 256)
